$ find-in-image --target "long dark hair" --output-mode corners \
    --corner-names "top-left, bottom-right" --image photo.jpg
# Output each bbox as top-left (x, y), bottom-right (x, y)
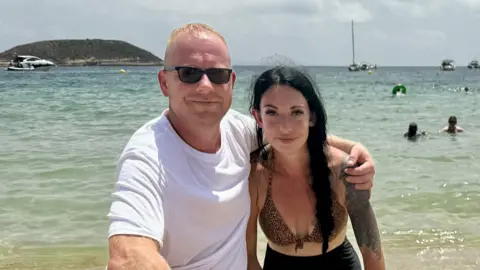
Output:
top-left (407, 122), bottom-right (418, 136)
top-left (249, 66), bottom-right (333, 253)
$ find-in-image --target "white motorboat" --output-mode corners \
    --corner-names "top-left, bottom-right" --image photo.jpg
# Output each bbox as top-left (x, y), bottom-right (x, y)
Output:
top-left (348, 62), bottom-right (376, 72)
top-left (4, 54), bottom-right (56, 71)
top-left (440, 59), bottom-right (455, 71)
top-left (467, 59), bottom-right (479, 69)
top-left (360, 62), bottom-right (377, 71)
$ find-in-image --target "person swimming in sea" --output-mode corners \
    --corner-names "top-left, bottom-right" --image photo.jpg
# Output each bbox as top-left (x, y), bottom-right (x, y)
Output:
top-left (404, 122), bottom-right (426, 141)
top-left (439, 116), bottom-right (464, 134)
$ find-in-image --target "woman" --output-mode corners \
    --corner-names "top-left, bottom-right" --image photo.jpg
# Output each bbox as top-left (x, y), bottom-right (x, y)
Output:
top-left (246, 66), bottom-right (385, 269)
top-left (439, 115), bottom-right (464, 133)
top-left (404, 122), bottom-right (427, 141)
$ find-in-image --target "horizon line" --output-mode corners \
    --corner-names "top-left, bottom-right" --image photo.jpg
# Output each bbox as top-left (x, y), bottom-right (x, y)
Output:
top-left (231, 65), bottom-right (474, 68)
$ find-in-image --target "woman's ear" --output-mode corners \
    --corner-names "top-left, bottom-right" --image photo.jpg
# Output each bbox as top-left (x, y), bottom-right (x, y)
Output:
top-left (309, 112), bottom-right (316, 127)
top-left (252, 109), bottom-right (264, 128)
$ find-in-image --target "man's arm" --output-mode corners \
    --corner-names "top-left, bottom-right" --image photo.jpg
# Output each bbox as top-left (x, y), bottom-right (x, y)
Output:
top-left (344, 181), bottom-right (385, 270)
top-left (107, 150), bottom-right (170, 270)
top-left (327, 135), bottom-right (356, 154)
top-left (328, 135), bottom-right (376, 192)
top-left (108, 235), bottom-right (169, 270)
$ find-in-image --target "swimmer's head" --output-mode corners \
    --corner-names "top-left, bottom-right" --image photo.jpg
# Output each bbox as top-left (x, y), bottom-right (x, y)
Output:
top-left (448, 116), bottom-right (457, 126)
top-left (408, 122), bottom-right (418, 136)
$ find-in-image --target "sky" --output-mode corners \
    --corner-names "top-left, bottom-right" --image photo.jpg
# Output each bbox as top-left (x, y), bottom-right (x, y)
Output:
top-left (0, 0), bottom-right (479, 66)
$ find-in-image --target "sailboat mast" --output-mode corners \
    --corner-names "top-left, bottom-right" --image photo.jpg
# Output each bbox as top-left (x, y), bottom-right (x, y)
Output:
top-left (351, 20), bottom-right (356, 64)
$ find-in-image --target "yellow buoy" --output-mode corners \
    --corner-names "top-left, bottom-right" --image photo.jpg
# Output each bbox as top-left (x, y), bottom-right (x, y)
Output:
top-left (120, 69), bottom-right (126, 73)
top-left (368, 70), bottom-right (373, 75)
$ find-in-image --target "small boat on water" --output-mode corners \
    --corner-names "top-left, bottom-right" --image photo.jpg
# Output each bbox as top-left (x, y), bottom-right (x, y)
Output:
top-left (360, 62), bottom-right (376, 71)
top-left (4, 54), bottom-right (56, 71)
top-left (348, 62), bottom-right (361, 72)
top-left (467, 59), bottom-right (479, 69)
top-left (440, 59), bottom-right (455, 71)
top-left (349, 62), bottom-right (377, 71)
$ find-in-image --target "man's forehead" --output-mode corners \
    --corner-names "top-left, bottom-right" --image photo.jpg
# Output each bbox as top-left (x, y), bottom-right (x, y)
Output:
top-left (172, 32), bottom-right (226, 51)
top-left (168, 33), bottom-right (231, 66)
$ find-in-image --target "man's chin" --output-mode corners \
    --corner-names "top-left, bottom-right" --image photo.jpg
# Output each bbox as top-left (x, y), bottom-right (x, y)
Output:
top-left (191, 102), bottom-right (220, 109)
top-left (188, 108), bottom-right (226, 122)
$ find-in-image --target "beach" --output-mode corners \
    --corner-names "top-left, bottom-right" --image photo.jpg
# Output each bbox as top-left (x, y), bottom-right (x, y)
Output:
top-left (1, 66), bottom-right (479, 269)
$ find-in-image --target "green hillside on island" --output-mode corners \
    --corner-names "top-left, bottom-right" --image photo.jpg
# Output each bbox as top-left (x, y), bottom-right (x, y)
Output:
top-left (0, 39), bottom-right (163, 66)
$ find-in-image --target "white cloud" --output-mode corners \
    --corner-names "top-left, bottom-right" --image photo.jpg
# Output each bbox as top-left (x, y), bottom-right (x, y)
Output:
top-left (365, 29), bottom-right (389, 41)
top-left (134, 0), bottom-right (325, 17)
top-left (381, 0), bottom-right (449, 18)
top-left (457, 0), bottom-right (480, 9)
top-left (330, 1), bottom-right (373, 22)
top-left (134, 0), bottom-right (234, 15)
top-left (407, 29), bottom-right (447, 47)
top-left (240, 0), bottom-right (324, 16)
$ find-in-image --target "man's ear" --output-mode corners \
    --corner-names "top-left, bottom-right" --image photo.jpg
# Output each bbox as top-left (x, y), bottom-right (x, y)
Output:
top-left (158, 70), bottom-right (168, 97)
top-left (231, 71), bottom-right (236, 90)
top-left (252, 109), bottom-right (263, 128)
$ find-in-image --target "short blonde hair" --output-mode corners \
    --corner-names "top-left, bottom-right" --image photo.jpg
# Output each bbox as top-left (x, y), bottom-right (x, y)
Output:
top-left (167, 23), bottom-right (227, 45)
top-left (164, 23), bottom-right (228, 65)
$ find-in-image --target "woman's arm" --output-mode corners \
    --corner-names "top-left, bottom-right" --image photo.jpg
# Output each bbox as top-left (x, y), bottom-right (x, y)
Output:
top-left (246, 166), bottom-right (262, 270)
top-left (345, 181), bottom-right (385, 270)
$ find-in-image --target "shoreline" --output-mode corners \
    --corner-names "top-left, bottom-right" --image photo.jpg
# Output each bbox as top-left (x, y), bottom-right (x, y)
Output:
top-left (2, 243), bottom-right (479, 270)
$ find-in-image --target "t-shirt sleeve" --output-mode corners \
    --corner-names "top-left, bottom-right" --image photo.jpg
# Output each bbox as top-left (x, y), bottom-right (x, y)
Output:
top-left (237, 114), bottom-right (259, 153)
top-left (107, 149), bottom-right (166, 248)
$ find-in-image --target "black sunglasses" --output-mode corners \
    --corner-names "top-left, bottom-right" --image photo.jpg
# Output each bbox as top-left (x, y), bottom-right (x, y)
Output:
top-left (164, 66), bottom-right (232, 84)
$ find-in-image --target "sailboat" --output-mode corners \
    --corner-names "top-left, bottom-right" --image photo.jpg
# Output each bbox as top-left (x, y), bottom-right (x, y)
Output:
top-left (348, 20), bottom-right (376, 72)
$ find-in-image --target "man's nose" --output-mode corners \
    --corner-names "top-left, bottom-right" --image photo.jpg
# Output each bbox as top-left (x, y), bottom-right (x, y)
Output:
top-left (195, 74), bottom-right (214, 94)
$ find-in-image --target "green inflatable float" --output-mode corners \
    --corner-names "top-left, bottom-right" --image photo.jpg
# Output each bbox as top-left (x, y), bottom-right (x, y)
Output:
top-left (392, 84), bottom-right (407, 95)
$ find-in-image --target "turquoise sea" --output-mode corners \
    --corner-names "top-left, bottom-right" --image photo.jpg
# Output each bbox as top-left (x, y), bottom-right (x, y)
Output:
top-left (1, 66), bottom-right (479, 269)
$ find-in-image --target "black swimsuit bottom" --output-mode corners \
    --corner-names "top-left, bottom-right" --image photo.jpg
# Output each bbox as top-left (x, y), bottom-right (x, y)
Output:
top-left (263, 238), bottom-right (362, 270)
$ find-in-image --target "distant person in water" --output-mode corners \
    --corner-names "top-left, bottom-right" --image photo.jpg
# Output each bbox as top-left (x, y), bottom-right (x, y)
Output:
top-left (439, 116), bottom-right (464, 134)
top-left (404, 122), bottom-right (426, 141)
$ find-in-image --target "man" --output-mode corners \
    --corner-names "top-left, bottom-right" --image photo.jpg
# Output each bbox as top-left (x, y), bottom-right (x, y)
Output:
top-left (439, 115), bottom-right (464, 133)
top-left (107, 23), bottom-right (376, 270)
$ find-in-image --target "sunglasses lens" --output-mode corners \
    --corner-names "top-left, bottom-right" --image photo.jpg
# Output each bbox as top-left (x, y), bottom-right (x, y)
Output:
top-left (177, 67), bottom-right (203, 84)
top-left (176, 67), bottom-right (232, 84)
top-left (206, 69), bottom-right (231, 84)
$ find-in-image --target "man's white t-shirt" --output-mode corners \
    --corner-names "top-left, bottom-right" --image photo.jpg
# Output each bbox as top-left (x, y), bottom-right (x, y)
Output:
top-left (108, 109), bottom-right (257, 270)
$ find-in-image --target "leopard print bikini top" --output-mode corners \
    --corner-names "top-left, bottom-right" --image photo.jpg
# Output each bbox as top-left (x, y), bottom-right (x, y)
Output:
top-left (258, 172), bottom-right (349, 252)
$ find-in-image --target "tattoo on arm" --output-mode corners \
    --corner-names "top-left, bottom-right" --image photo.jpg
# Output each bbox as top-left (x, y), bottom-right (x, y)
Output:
top-left (344, 179), bottom-right (383, 259)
